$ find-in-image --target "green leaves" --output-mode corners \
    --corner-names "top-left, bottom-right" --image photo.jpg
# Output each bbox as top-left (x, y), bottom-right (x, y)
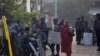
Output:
top-left (10, 7), bottom-right (39, 26)
top-left (0, 0), bottom-right (39, 26)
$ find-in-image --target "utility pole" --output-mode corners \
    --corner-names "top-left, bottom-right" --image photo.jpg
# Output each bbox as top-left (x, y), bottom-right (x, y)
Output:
top-left (54, 0), bottom-right (57, 18)
top-left (26, 0), bottom-right (31, 13)
top-left (35, 0), bottom-right (38, 13)
top-left (40, 0), bottom-right (43, 16)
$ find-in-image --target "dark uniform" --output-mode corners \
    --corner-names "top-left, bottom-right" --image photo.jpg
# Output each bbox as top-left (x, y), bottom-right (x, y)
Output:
top-left (94, 14), bottom-right (100, 51)
top-left (9, 22), bottom-right (23, 56)
top-left (75, 17), bottom-right (88, 45)
top-left (35, 31), bottom-right (46, 56)
top-left (50, 18), bottom-right (60, 56)
top-left (75, 18), bottom-right (81, 44)
top-left (39, 17), bottom-right (49, 50)
top-left (32, 17), bottom-right (38, 34)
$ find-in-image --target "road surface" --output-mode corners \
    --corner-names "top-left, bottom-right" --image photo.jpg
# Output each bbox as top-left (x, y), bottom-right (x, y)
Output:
top-left (46, 37), bottom-right (100, 56)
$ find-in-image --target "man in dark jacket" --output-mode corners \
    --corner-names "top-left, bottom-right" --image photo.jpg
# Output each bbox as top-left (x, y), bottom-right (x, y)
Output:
top-left (39, 17), bottom-right (49, 49)
top-left (75, 18), bottom-right (81, 45)
top-left (32, 17), bottom-right (38, 34)
top-left (9, 20), bottom-right (24, 56)
top-left (50, 18), bottom-right (60, 56)
top-left (94, 14), bottom-right (100, 51)
top-left (35, 27), bottom-right (46, 56)
top-left (75, 16), bottom-right (88, 45)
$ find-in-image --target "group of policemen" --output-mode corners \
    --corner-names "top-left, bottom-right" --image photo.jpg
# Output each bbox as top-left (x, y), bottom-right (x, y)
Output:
top-left (75, 14), bottom-right (100, 51)
top-left (1, 14), bottom-right (99, 56)
top-left (0, 17), bottom-right (49, 56)
top-left (75, 16), bottom-right (88, 45)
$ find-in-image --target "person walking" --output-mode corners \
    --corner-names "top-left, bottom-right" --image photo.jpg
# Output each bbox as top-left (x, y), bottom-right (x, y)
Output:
top-left (32, 17), bottom-right (38, 34)
top-left (94, 14), bottom-right (100, 51)
top-left (39, 17), bottom-right (49, 50)
top-left (34, 27), bottom-right (46, 56)
top-left (75, 16), bottom-right (88, 45)
top-left (48, 18), bottom-right (61, 56)
top-left (75, 18), bottom-right (81, 45)
top-left (9, 20), bottom-right (24, 56)
top-left (61, 20), bottom-right (74, 56)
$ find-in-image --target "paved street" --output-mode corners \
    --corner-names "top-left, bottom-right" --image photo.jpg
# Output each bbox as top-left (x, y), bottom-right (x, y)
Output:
top-left (46, 37), bottom-right (100, 56)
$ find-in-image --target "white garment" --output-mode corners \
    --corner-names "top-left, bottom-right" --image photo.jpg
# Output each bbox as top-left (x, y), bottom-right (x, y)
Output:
top-left (48, 31), bottom-right (61, 44)
top-left (81, 32), bottom-right (93, 46)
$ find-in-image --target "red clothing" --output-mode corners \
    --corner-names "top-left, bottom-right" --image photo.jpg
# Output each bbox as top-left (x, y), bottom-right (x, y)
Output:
top-left (61, 24), bottom-right (74, 53)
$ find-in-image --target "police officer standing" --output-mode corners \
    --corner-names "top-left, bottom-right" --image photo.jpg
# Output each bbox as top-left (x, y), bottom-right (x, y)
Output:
top-left (94, 14), bottom-right (100, 51)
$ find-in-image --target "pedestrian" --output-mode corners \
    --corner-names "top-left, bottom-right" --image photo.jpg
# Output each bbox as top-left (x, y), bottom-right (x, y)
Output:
top-left (75, 16), bottom-right (88, 45)
top-left (22, 27), bottom-right (33, 56)
top-left (75, 18), bottom-right (81, 45)
top-left (39, 17), bottom-right (49, 50)
top-left (80, 16), bottom-right (88, 32)
top-left (32, 17), bottom-right (38, 34)
top-left (94, 13), bottom-right (100, 51)
top-left (34, 27), bottom-right (46, 56)
top-left (9, 20), bottom-right (24, 56)
top-left (48, 18), bottom-right (61, 56)
top-left (61, 20), bottom-right (74, 56)
top-left (17, 28), bottom-right (25, 56)
top-left (9, 21), bottom-right (18, 56)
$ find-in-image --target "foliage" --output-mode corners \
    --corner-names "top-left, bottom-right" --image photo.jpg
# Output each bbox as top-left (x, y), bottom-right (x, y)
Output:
top-left (0, 0), bottom-right (18, 12)
top-left (0, 0), bottom-right (39, 26)
top-left (10, 7), bottom-right (39, 26)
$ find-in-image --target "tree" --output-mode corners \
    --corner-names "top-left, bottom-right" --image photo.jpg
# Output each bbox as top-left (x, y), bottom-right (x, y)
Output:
top-left (0, 0), bottom-right (25, 14)
top-left (0, 0), bottom-right (38, 26)
top-left (10, 7), bottom-right (38, 26)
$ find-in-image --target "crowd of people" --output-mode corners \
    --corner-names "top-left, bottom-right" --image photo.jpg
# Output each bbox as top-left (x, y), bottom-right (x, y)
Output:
top-left (0, 13), bottom-right (100, 56)
top-left (0, 17), bottom-right (74, 56)
top-left (75, 14), bottom-right (100, 51)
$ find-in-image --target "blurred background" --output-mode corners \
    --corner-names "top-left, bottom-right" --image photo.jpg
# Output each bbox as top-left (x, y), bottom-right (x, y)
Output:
top-left (0, 0), bottom-right (100, 25)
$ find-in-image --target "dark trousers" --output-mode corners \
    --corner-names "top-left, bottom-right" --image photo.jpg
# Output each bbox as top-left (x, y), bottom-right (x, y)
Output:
top-left (95, 31), bottom-right (100, 49)
top-left (50, 44), bottom-right (60, 55)
top-left (44, 31), bottom-right (51, 49)
top-left (76, 30), bottom-right (83, 44)
top-left (92, 32), bottom-right (97, 45)
top-left (23, 46), bottom-right (34, 56)
top-left (1, 40), bottom-right (8, 56)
